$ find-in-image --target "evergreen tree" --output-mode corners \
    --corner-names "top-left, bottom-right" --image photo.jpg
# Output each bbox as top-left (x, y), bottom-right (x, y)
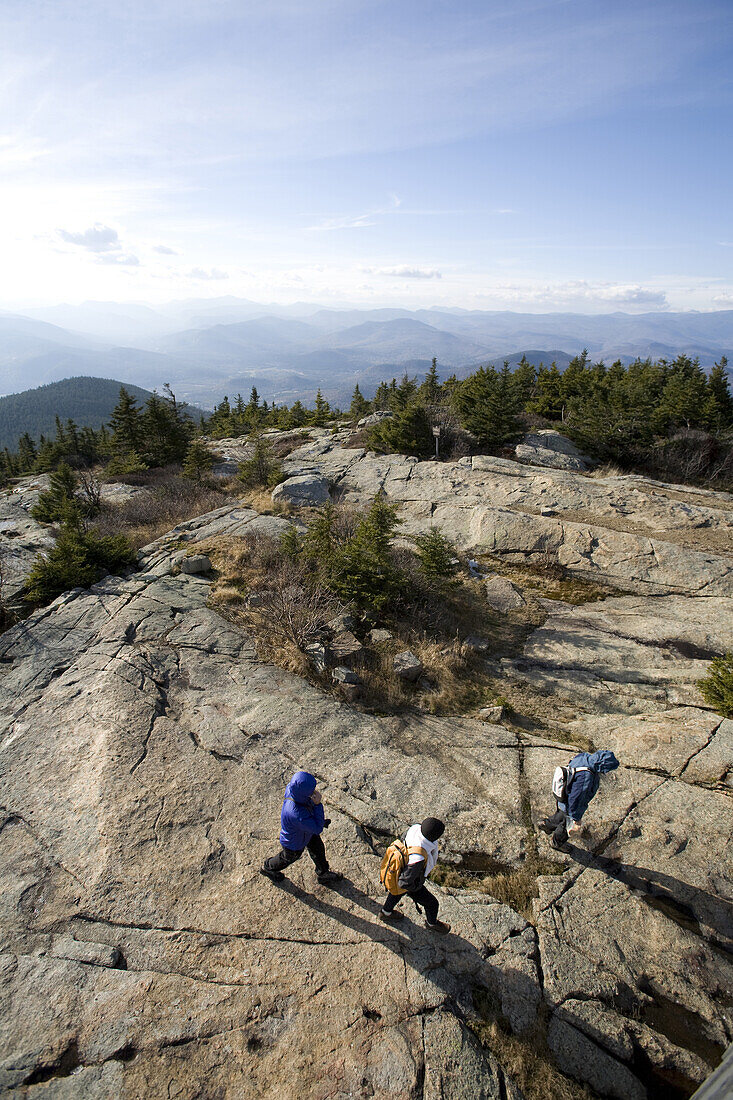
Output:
top-left (698, 651), bottom-right (733, 719)
top-left (31, 463), bottom-right (80, 524)
top-left (420, 358), bottom-right (442, 404)
top-left (238, 434), bottom-right (283, 488)
top-left (704, 358), bottom-right (733, 430)
top-left (141, 386), bottom-right (192, 466)
top-left (183, 437), bottom-right (214, 482)
top-left (280, 524), bottom-right (304, 559)
top-left (24, 519), bottom-right (134, 606)
top-left (310, 389), bottom-right (330, 427)
top-left (414, 527), bottom-right (458, 584)
top-left (367, 401), bottom-right (433, 458)
top-left (349, 384), bottom-right (370, 420)
top-left (453, 365), bottom-right (523, 449)
top-left (109, 387), bottom-right (144, 459)
top-left (331, 495), bottom-right (402, 612)
top-left (373, 381), bottom-right (390, 410)
top-left (511, 356), bottom-right (537, 406)
top-left (529, 363), bottom-right (565, 420)
top-left (17, 433), bottom-right (37, 472)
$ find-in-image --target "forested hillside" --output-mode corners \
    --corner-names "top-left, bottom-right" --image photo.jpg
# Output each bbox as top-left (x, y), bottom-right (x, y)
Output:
top-left (0, 377), bottom-right (154, 450)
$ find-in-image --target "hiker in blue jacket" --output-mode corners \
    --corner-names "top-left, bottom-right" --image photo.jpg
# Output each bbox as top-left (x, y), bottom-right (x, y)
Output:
top-left (540, 750), bottom-right (619, 850)
top-left (261, 770), bottom-right (342, 886)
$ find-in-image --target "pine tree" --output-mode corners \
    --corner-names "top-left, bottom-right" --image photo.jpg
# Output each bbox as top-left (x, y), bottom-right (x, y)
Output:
top-left (414, 527), bottom-right (458, 583)
top-left (704, 358), bottom-right (733, 430)
top-left (238, 434), bottom-right (283, 489)
top-left (530, 363), bottom-right (565, 420)
top-left (367, 401), bottom-right (433, 458)
top-left (698, 651), bottom-right (733, 718)
top-left (109, 387), bottom-right (143, 457)
top-left (280, 524), bottom-right (304, 559)
top-left (31, 463), bottom-right (80, 524)
top-left (349, 384), bottom-right (370, 420)
top-left (331, 495), bottom-right (402, 611)
top-left (17, 433), bottom-right (37, 472)
top-left (311, 389), bottom-right (330, 427)
top-left (24, 522), bottom-right (134, 606)
top-left (183, 437), bottom-right (214, 482)
top-left (420, 358), bottom-right (442, 404)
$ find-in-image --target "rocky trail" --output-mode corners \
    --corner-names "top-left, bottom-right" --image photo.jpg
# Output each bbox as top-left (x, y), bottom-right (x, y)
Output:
top-left (0, 431), bottom-right (732, 1098)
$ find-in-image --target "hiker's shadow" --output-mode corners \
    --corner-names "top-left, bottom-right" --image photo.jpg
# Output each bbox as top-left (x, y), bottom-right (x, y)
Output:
top-left (565, 845), bottom-right (733, 949)
top-left (276, 875), bottom-right (539, 1029)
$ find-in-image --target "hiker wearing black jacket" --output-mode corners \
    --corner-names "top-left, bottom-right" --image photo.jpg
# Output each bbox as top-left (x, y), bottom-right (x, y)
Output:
top-left (379, 817), bottom-right (451, 934)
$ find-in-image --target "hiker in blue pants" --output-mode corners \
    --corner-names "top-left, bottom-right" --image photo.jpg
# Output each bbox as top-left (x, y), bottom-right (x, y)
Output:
top-left (541, 750), bottom-right (619, 850)
top-left (261, 770), bottom-right (342, 886)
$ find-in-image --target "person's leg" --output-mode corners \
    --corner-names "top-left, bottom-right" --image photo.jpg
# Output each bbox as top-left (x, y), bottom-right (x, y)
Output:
top-left (540, 809), bottom-right (566, 834)
top-left (263, 846), bottom-right (302, 877)
top-left (551, 815), bottom-right (569, 848)
top-left (410, 884), bottom-right (439, 924)
top-left (305, 834), bottom-right (342, 883)
top-left (305, 834), bottom-right (329, 874)
top-left (380, 892), bottom-right (404, 920)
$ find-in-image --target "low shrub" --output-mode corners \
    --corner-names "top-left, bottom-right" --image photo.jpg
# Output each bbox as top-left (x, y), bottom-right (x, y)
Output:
top-left (698, 651), bottom-right (733, 718)
top-left (25, 522), bottom-right (135, 606)
top-left (91, 474), bottom-right (230, 548)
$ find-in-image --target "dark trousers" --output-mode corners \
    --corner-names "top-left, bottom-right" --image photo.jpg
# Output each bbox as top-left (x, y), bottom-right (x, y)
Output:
top-left (264, 834), bottom-right (329, 876)
top-left (544, 809), bottom-right (569, 845)
top-left (383, 884), bottom-right (439, 925)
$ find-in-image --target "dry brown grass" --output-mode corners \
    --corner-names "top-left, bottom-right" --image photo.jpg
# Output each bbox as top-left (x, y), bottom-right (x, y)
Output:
top-left (91, 473), bottom-right (233, 550)
top-left (470, 998), bottom-right (596, 1100)
top-left (432, 852), bottom-right (566, 922)
top-left (475, 553), bottom-right (611, 606)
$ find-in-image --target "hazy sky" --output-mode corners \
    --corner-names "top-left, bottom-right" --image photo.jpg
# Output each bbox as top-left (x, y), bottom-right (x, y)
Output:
top-left (1, 0), bottom-right (732, 312)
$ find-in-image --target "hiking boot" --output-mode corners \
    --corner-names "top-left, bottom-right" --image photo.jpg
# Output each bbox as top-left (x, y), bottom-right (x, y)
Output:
top-left (539, 820), bottom-right (555, 835)
top-left (316, 870), bottom-right (343, 885)
top-left (379, 909), bottom-right (404, 922)
top-left (258, 862), bottom-right (283, 880)
top-left (549, 837), bottom-right (567, 852)
top-left (260, 865), bottom-right (285, 883)
top-left (426, 919), bottom-right (451, 935)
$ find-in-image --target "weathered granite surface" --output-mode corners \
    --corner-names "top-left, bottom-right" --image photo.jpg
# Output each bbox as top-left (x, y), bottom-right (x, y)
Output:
top-left (257, 435), bottom-right (733, 596)
top-left (1, 440), bottom-right (732, 1098)
top-left (0, 494), bottom-right (731, 1098)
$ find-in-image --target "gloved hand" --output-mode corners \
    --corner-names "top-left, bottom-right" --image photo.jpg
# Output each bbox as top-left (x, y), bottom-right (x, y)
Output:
top-left (310, 789), bottom-right (322, 804)
top-left (323, 818), bottom-right (331, 828)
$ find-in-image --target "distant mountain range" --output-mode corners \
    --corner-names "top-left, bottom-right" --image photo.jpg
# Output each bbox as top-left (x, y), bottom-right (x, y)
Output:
top-left (0, 377), bottom-right (205, 451)
top-left (1, 300), bottom-right (731, 409)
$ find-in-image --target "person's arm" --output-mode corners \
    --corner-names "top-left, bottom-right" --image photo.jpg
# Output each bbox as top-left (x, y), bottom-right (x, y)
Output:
top-left (288, 800), bottom-right (325, 835)
top-left (567, 776), bottom-right (591, 823)
top-left (399, 856), bottom-right (427, 892)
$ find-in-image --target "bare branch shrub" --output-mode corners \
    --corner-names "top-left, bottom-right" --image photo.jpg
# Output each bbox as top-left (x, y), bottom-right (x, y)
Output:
top-left (77, 469), bottom-right (103, 513)
top-left (256, 566), bottom-right (345, 650)
top-left (91, 474), bottom-right (230, 548)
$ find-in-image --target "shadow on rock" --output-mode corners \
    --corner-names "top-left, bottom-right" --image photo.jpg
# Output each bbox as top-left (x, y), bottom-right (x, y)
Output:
top-left (565, 844), bottom-right (733, 951)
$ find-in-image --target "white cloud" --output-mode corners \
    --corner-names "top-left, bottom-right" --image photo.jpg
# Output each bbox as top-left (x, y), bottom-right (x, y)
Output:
top-left (57, 223), bottom-right (121, 252)
top-left (188, 266), bottom-right (228, 280)
top-left (98, 252), bottom-right (140, 266)
top-left (305, 195), bottom-right (401, 232)
top-left (153, 244), bottom-right (178, 255)
top-left (365, 266), bottom-right (442, 279)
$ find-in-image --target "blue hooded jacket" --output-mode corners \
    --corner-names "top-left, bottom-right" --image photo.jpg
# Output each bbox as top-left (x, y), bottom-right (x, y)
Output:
top-left (562, 750), bottom-right (619, 822)
top-left (279, 771), bottom-right (325, 851)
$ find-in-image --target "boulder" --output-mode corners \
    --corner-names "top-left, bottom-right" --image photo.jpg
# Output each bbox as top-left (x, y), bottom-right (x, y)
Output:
top-left (484, 575), bottom-right (526, 611)
top-left (304, 640), bottom-right (330, 673)
top-left (368, 627), bottom-right (393, 644)
top-left (464, 635), bottom-right (490, 653)
top-left (393, 650), bottom-right (423, 681)
top-left (330, 630), bottom-right (364, 668)
top-left (331, 666), bottom-right (361, 685)
top-left (478, 704), bottom-right (504, 722)
top-left (356, 410), bottom-right (393, 429)
top-left (178, 554), bottom-right (212, 574)
top-left (515, 443), bottom-right (588, 471)
top-left (271, 474), bottom-right (331, 508)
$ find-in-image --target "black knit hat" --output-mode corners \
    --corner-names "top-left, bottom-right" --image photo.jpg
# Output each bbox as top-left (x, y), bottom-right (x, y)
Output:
top-left (421, 817), bottom-right (445, 841)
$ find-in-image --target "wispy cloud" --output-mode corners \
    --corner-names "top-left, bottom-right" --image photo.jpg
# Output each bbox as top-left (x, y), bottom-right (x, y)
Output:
top-left (364, 265), bottom-right (442, 280)
top-left (305, 195), bottom-right (401, 232)
top-left (57, 224), bottom-right (121, 253)
top-left (188, 266), bottom-right (228, 280)
top-left (153, 244), bottom-right (179, 255)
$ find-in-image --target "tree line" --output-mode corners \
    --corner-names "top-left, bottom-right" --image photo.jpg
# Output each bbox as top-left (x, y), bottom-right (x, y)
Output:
top-left (2, 352), bottom-right (732, 489)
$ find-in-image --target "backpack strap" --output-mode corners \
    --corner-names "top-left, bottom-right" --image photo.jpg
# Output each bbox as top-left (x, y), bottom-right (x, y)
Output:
top-left (407, 845), bottom-right (429, 861)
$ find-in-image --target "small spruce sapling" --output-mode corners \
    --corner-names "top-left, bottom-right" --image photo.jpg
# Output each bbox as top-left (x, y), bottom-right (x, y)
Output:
top-left (698, 651), bottom-right (733, 719)
top-left (414, 527), bottom-right (459, 584)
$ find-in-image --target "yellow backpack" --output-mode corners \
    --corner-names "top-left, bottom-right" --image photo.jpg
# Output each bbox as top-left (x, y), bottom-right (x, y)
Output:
top-left (379, 840), bottom-right (428, 896)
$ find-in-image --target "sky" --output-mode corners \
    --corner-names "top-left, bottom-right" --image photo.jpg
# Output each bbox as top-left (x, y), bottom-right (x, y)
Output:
top-left (1, 0), bottom-right (732, 313)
